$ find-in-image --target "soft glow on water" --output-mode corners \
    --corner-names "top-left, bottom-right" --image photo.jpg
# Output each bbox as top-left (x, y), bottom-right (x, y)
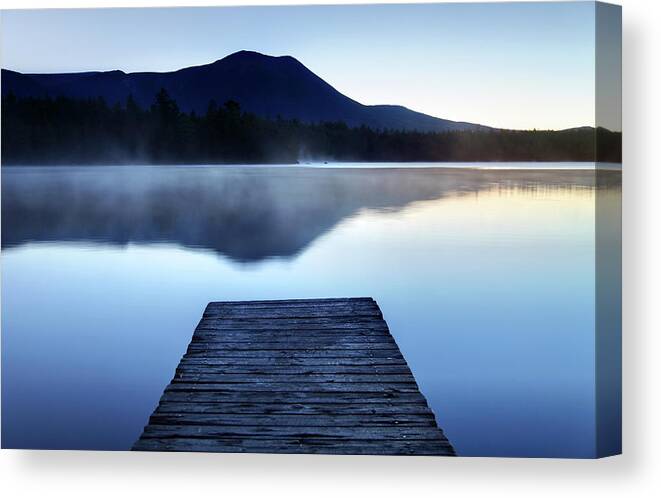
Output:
top-left (301, 161), bottom-right (614, 170)
top-left (1, 165), bottom-right (619, 456)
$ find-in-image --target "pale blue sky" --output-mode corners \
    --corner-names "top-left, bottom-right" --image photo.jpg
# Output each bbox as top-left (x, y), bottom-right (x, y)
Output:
top-left (1, 2), bottom-right (614, 130)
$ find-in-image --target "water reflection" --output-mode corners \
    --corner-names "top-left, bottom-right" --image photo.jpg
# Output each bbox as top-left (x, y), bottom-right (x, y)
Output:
top-left (2, 166), bottom-right (614, 262)
top-left (1, 165), bottom-right (621, 456)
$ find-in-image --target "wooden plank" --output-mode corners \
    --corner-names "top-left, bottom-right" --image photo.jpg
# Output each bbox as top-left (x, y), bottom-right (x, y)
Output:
top-left (200, 316), bottom-right (383, 324)
top-left (178, 357), bottom-right (409, 367)
top-left (132, 438), bottom-right (455, 456)
top-left (182, 350), bottom-right (406, 359)
top-left (187, 342), bottom-right (397, 350)
top-left (133, 298), bottom-right (454, 456)
top-left (148, 413), bottom-right (436, 427)
top-left (191, 330), bottom-right (392, 340)
top-left (206, 301), bottom-right (378, 311)
top-left (140, 424), bottom-right (447, 440)
top-left (195, 322), bottom-right (389, 331)
top-left (155, 402), bottom-right (435, 415)
top-left (206, 299), bottom-right (378, 308)
top-left (192, 328), bottom-right (389, 337)
top-left (206, 297), bottom-right (375, 307)
top-left (187, 341), bottom-right (395, 350)
top-left (204, 307), bottom-right (381, 319)
top-left (171, 373), bottom-right (417, 383)
top-left (181, 352), bottom-right (405, 360)
top-left (189, 336), bottom-right (397, 345)
top-left (175, 365), bottom-right (412, 374)
top-left (165, 382), bottom-right (420, 393)
top-left (158, 391), bottom-right (429, 404)
top-left (204, 309), bottom-right (383, 319)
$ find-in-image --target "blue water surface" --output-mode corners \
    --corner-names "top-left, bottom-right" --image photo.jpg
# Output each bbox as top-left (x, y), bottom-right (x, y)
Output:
top-left (1, 164), bottom-right (620, 456)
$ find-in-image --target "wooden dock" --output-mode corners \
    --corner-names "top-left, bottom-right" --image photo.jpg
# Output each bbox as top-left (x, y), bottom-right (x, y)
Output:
top-left (133, 297), bottom-right (455, 456)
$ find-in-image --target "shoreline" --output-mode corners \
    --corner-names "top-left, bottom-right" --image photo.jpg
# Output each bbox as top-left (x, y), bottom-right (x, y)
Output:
top-left (1, 161), bottom-right (623, 171)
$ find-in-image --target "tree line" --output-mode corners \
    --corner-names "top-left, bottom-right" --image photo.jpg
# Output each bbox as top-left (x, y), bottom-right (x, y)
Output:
top-left (1, 90), bottom-right (621, 165)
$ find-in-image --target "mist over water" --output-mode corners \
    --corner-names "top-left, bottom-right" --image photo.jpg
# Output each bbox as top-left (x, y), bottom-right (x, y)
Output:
top-left (1, 164), bottom-right (621, 457)
top-left (2, 165), bottom-right (607, 261)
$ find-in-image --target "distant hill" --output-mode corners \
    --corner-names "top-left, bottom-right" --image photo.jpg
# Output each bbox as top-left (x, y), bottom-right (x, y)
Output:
top-left (1, 50), bottom-right (488, 133)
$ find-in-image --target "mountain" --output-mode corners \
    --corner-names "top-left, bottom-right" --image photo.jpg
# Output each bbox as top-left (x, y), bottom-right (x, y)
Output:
top-left (1, 51), bottom-right (487, 133)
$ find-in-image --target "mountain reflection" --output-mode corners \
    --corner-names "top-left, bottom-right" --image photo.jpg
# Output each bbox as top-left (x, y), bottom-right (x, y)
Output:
top-left (1, 166), bottom-right (614, 262)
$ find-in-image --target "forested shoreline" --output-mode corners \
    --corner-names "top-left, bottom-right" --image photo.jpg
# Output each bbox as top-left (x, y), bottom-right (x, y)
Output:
top-left (1, 90), bottom-right (622, 165)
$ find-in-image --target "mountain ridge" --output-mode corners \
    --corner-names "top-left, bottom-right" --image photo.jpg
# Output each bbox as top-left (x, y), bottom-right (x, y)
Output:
top-left (1, 50), bottom-right (489, 133)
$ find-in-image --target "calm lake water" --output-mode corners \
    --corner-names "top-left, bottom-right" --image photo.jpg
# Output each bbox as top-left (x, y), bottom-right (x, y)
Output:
top-left (1, 164), bottom-right (621, 457)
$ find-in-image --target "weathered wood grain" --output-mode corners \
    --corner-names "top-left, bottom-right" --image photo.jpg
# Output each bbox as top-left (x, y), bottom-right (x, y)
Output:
top-left (140, 424), bottom-right (447, 440)
top-left (165, 382), bottom-right (420, 393)
top-left (192, 329), bottom-right (390, 339)
top-left (182, 349), bottom-right (406, 359)
top-left (179, 358), bottom-right (407, 367)
top-left (148, 413), bottom-right (436, 427)
top-left (154, 401), bottom-right (435, 415)
top-left (132, 438), bottom-right (454, 456)
top-left (186, 343), bottom-right (400, 351)
top-left (189, 336), bottom-right (397, 346)
top-left (175, 364), bottom-right (412, 374)
top-left (195, 322), bottom-right (389, 331)
top-left (205, 297), bottom-right (375, 308)
top-left (171, 374), bottom-right (417, 384)
top-left (158, 391), bottom-right (428, 404)
top-left (204, 308), bottom-right (383, 319)
top-left (133, 298), bottom-right (454, 456)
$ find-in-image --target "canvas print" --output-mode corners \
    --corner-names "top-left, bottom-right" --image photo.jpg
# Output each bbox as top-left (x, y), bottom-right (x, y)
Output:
top-left (0, 1), bottom-right (621, 458)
